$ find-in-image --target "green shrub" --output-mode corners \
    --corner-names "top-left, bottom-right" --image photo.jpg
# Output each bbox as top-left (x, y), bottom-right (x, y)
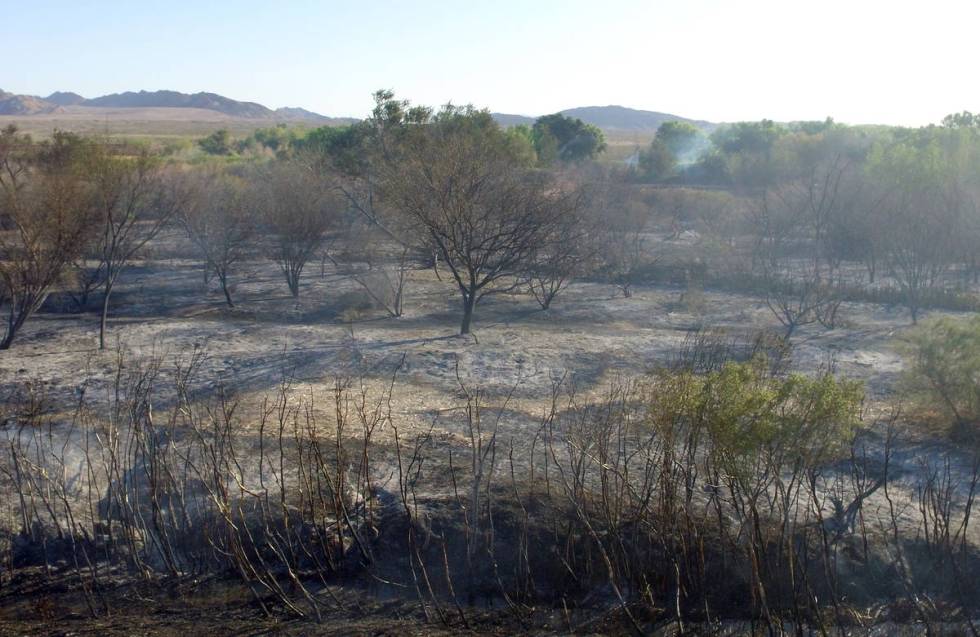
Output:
top-left (648, 357), bottom-right (863, 476)
top-left (901, 315), bottom-right (980, 440)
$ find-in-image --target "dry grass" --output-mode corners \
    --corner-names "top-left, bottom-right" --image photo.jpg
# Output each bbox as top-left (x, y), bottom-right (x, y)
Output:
top-left (0, 106), bottom-right (310, 139)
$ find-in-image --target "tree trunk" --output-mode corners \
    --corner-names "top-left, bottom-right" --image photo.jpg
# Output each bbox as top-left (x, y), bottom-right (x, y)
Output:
top-left (908, 289), bottom-right (919, 325)
top-left (286, 266), bottom-right (301, 298)
top-left (219, 272), bottom-right (234, 308)
top-left (0, 313), bottom-right (20, 350)
top-left (459, 293), bottom-right (476, 335)
top-left (0, 296), bottom-right (27, 350)
top-left (99, 280), bottom-right (113, 350)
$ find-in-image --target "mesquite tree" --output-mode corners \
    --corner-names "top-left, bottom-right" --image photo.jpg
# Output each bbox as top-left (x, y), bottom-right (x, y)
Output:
top-left (179, 168), bottom-right (255, 307)
top-left (525, 209), bottom-right (593, 309)
top-left (0, 128), bottom-right (96, 349)
top-left (869, 140), bottom-right (961, 323)
top-left (600, 185), bottom-right (653, 298)
top-left (302, 91), bottom-right (432, 314)
top-left (88, 146), bottom-right (183, 349)
top-left (258, 161), bottom-right (340, 298)
top-left (381, 106), bottom-right (577, 334)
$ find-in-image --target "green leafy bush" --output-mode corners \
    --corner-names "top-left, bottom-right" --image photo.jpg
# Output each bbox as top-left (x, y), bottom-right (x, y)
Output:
top-left (901, 315), bottom-right (980, 440)
top-left (649, 357), bottom-right (863, 476)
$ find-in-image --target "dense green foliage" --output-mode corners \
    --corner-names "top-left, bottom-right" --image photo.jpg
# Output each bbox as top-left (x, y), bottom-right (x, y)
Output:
top-left (531, 112), bottom-right (606, 164)
top-left (902, 315), bottom-right (980, 438)
top-left (639, 120), bottom-right (705, 181)
top-left (198, 128), bottom-right (234, 155)
top-left (650, 357), bottom-right (864, 473)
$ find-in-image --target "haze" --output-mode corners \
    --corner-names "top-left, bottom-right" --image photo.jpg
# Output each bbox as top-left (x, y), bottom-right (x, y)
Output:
top-left (3, 0), bottom-right (977, 125)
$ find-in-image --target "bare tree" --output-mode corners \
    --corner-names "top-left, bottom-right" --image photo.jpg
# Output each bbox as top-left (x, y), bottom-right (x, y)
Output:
top-left (752, 165), bottom-right (847, 338)
top-left (258, 161), bottom-right (340, 298)
top-left (335, 219), bottom-right (414, 317)
top-left (761, 261), bottom-right (843, 338)
top-left (775, 153), bottom-right (851, 280)
top-left (824, 173), bottom-right (887, 285)
top-left (304, 91), bottom-right (433, 316)
top-left (380, 106), bottom-right (574, 334)
top-left (88, 146), bottom-right (183, 349)
top-left (0, 127), bottom-right (95, 349)
top-left (179, 168), bottom-right (255, 307)
top-left (68, 240), bottom-right (109, 311)
top-left (525, 207), bottom-right (592, 309)
top-left (875, 165), bottom-right (960, 324)
top-left (600, 187), bottom-right (653, 298)
top-left (883, 196), bottom-right (957, 324)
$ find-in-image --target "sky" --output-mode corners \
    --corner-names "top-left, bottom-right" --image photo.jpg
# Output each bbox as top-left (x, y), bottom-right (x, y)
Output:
top-left (2, 0), bottom-right (978, 126)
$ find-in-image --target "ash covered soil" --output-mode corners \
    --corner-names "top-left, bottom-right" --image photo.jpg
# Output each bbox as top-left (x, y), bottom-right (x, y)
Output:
top-left (2, 234), bottom-right (978, 635)
top-left (1, 240), bottom-right (913, 415)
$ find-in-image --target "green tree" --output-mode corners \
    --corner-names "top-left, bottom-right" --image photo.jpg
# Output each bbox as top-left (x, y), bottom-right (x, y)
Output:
top-left (638, 139), bottom-right (676, 181)
top-left (503, 124), bottom-right (538, 166)
top-left (198, 129), bottom-right (234, 155)
top-left (381, 105), bottom-right (577, 334)
top-left (790, 117), bottom-right (836, 135)
top-left (246, 124), bottom-right (300, 155)
top-left (656, 120), bottom-right (703, 157)
top-left (901, 315), bottom-right (980, 439)
top-left (532, 113), bottom-right (606, 163)
top-left (292, 124), bottom-right (368, 174)
top-left (941, 111), bottom-right (980, 129)
top-left (705, 120), bottom-right (786, 188)
top-left (650, 357), bottom-right (863, 476)
top-left (638, 121), bottom-right (705, 181)
top-left (711, 120), bottom-right (784, 155)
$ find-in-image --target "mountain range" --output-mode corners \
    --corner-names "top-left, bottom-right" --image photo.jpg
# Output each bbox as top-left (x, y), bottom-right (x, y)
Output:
top-left (491, 105), bottom-right (712, 131)
top-left (0, 88), bottom-right (339, 123)
top-left (0, 88), bottom-right (712, 132)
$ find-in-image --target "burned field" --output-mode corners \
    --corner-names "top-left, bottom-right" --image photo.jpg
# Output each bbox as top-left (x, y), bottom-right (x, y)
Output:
top-left (3, 106), bottom-right (980, 635)
top-left (2, 227), bottom-right (979, 636)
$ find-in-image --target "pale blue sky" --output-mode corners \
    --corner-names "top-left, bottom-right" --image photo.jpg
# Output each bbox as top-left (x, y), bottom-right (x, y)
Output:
top-left (2, 0), bottom-right (977, 125)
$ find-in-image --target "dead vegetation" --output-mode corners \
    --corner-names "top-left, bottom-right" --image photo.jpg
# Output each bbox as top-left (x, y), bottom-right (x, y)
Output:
top-left (1, 334), bottom-right (979, 634)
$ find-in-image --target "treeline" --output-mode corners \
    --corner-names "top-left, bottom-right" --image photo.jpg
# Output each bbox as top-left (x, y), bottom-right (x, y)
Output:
top-left (632, 114), bottom-right (980, 328)
top-left (234, 103), bottom-right (980, 329)
top-left (0, 129), bottom-right (183, 349)
top-left (0, 92), bottom-right (631, 349)
top-left (3, 94), bottom-right (980, 351)
top-left (200, 105), bottom-right (606, 166)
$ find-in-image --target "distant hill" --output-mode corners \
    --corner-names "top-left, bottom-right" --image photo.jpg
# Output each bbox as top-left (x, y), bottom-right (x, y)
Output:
top-left (1, 88), bottom-right (709, 134)
top-left (273, 106), bottom-right (356, 125)
top-left (492, 105), bottom-right (713, 132)
top-left (0, 88), bottom-right (348, 123)
top-left (490, 112), bottom-right (536, 127)
top-left (561, 105), bottom-right (711, 131)
top-left (83, 90), bottom-right (273, 118)
top-left (0, 89), bottom-right (61, 115)
top-left (44, 91), bottom-right (86, 106)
